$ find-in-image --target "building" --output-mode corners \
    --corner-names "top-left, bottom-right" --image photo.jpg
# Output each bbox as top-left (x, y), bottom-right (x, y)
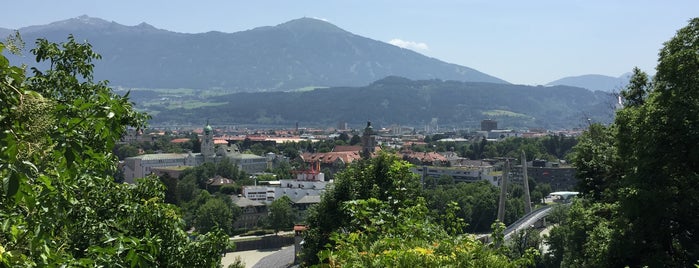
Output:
top-left (231, 195), bottom-right (268, 229)
top-left (412, 163), bottom-right (499, 186)
top-left (481, 119), bottom-right (498, 132)
top-left (361, 121), bottom-right (377, 158)
top-left (298, 144), bottom-right (379, 175)
top-left (206, 175), bottom-right (236, 192)
top-left (241, 163), bottom-right (329, 204)
top-left (228, 153), bottom-right (268, 174)
top-left (510, 161), bottom-right (577, 191)
top-left (122, 122), bottom-right (269, 183)
top-left (123, 153), bottom-right (199, 182)
top-left (402, 151), bottom-right (449, 166)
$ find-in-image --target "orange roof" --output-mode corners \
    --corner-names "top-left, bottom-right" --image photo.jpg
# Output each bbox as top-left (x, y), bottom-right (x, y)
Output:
top-left (333, 145), bottom-right (362, 152)
top-left (300, 151), bottom-right (362, 165)
top-left (170, 138), bottom-right (190, 143)
top-left (403, 151), bottom-right (448, 163)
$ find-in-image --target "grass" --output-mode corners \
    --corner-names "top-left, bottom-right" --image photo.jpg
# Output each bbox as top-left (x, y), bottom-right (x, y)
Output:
top-left (482, 110), bottom-right (532, 118)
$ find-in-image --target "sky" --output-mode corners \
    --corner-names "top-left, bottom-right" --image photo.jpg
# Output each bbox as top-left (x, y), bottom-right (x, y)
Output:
top-left (2, 0), bottom-right (697, 85)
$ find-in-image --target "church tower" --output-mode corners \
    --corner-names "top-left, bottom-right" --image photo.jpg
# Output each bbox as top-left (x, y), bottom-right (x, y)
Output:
top-left (361, 121), bottom-right (376, 159)
top-left (201, 121), bottom-right (215, 162)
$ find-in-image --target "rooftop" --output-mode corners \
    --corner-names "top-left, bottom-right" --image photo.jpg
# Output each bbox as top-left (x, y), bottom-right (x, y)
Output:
top-left (129, 153), bottom-right (190, 161)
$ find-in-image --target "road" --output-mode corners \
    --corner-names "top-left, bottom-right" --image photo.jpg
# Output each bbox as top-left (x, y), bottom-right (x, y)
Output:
top-left (222, 246), bottom-right (294, 268)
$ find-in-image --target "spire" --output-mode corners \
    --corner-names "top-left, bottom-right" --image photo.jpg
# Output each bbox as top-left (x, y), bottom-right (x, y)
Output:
top-left (361, 121), bottom-right (376, 159)
top-left (204, 119), bottom-right (213, 134)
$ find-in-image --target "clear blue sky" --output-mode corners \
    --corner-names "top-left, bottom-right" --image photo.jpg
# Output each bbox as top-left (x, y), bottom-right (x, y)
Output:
top-left (2, 0), bottom-right (697, 85)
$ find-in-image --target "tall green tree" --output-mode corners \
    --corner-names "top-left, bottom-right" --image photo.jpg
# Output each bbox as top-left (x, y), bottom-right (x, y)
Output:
top-left (301, 152), bottom-right (422, 265)
top-left (0, 36), bottom-right (227, 267)
top-left (195, 198), bottom-right (236, 235)
top-left (612, 17), bottom-right (699, 267)
top-left (554, 18), bottom-right (699, 267)
top-left (268, 195), bottom-right (295, 233)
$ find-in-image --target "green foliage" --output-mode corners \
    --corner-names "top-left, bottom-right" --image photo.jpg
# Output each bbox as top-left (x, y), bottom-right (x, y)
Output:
top-left (423, 181), bottom-right (499, 233)
top-left (349, 135), bottom-right (361, 146)
top-left (301, 152), bottom-right (423, 265)
top-left (318, 198), bottom-right (537, 267)
top-left (0, 36), bottom-right (227, 266)
top-left (195, 198), bottom-right (235, 235)
top-left (507, 227), bottom-right (542, 261)
top-left (149, 78), bottom-right (614, 130)
top-left (569, 123), bottom-right (620, 202)
top-left (268, 196), bottom-right (295, 233)
top-left (554, 18), bottom-right (699, 267)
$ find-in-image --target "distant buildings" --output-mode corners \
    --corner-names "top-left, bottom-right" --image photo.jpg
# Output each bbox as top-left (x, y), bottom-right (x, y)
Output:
top-left (481, 119), bottom-right (498, 132)
top-left (511, 160), bottom-right (577, 191)
top-left (122, 122), bottom-right (269, 183)
top-left (412, 160), bottom-right (500, 186)
top-left (231, 195), bottom-right (267, 229)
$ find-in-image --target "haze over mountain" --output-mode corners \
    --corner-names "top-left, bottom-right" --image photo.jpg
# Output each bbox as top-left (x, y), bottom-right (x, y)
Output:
top-left (547, 73), bottom-right (632, 92)
top-left (137, 76), bottom-right (616, 130)
top-left (3, 15), bottom-right (507, 91)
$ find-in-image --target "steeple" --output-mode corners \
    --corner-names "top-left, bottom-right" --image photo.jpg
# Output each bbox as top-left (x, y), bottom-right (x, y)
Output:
top-left (204, 119), bottom-right (213, 134)
top-left (202, 120), bottom-right (215, 162)
top-left (361, 121), bottom-right (376, 158)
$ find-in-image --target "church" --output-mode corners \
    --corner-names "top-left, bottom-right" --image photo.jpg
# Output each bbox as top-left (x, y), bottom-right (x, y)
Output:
top-left (121, 122), bottom-right (267, 183)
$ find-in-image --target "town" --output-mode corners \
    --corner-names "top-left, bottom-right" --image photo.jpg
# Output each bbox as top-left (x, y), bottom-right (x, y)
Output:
top-left (115, 118), bottom-right (581, 264)
top-left (3, 5), bottom-right (697, 267)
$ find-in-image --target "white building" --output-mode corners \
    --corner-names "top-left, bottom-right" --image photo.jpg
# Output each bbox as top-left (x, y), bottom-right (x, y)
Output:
top-left (123, 153), bottom-right (199, 182)
top-left (242, 164), bottom-right (329, 203)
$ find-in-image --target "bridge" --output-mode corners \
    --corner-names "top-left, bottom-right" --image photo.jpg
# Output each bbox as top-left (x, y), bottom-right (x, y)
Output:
top-left (503, 205), bottom-right (554, 240)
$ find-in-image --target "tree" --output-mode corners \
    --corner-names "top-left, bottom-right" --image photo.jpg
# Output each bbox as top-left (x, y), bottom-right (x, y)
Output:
top-left (301, 152), bottom-right (422, 265)
top-left (611, 18), bottom-right (699, 266)
top-left (317, 197), bottom-right (537, 267)
top-left (553, 18), bottom-right (699, 267)
top-left (196, 198), bottom-right (235, 235)
top-left (338, 132), bottom-right (349, 143)
top-left (620, 67), bottom-right (651, 108)
top-left (349, 134), bottom-right (361, 145)
top-left (268, 195), bottom-right (295, 233)
top-left (0, 36), bottom-right (228, 266)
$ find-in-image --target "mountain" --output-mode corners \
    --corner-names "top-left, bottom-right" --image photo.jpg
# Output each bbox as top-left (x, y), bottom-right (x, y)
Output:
top-left (139, 77), bottom-right (616, 130)
top-left (547, 73), bottom-right (631, 92)
top-left (0, 27), bottom-right (12, 38)
top-left (3, 15), bottom-right (507, 91)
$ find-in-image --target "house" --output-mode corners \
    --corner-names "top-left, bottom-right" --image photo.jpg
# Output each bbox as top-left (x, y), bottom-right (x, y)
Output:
top-left (401, 150), bottom-right (449, 166)
top-left (231, 195), bottom-right (267, 229)
top-left (206, 175), bottom-right (236, 192)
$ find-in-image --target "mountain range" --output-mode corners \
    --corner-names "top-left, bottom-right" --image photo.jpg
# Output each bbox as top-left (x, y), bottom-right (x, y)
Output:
top-left (137, 76), bottom-right (616, 130)
top-left (547, 73), bottom-right (632, 92)
top-left (2, 16), bottom-right (621, 129)
top-left (2, 15), bottom-right (507, 91)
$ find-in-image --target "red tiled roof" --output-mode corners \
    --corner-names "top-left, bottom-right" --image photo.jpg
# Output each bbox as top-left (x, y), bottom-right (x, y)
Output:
top-left (403, 151), bottom-right (448, 163)
top-left (333, 145), bottom-right (362, 152)
top-left (300, 151), bottom-right (362, 165)
top-left (170, 138), bottom-right (190, 143)
top-left (214, 139), bottom-right (228, 144)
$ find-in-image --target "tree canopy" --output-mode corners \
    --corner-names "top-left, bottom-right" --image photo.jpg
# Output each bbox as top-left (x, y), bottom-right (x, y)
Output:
top-left (552, 18), bottom-right (699, 267)
top-left (301, 152), bottom-right (537, 266)
top-left (0, 36), bottom-right (228, 267)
